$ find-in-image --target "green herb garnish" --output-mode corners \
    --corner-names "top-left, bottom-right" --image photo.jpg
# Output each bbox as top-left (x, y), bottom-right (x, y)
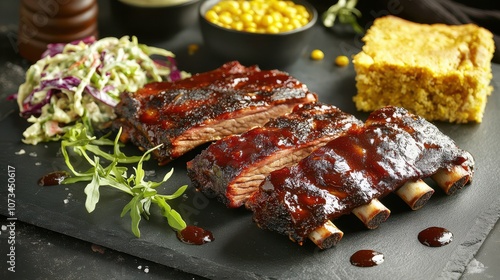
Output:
top-left (60, 119), bottom-right (187, 237)
top-left (322, 0), bottom-right (364, 34)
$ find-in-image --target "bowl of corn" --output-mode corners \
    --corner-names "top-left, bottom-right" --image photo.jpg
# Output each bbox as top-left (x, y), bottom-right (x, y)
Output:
top-left (199, 0), bottom-right (318, 68)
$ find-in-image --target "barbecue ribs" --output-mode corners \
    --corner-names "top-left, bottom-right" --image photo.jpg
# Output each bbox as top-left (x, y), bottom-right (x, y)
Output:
top-left (114, 61), bottom-right (317, 164)
top-left (187, 103), bottom-right (363, 208)
top-left (246, 106), bottom-right (474, 247)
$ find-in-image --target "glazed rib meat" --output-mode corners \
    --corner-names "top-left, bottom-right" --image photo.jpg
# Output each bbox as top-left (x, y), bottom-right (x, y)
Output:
top-left (186, 103), bottom-right (363, 208)
top-left (246, 106), bottom-right (474, 246)
top-left (114, 61), bottom-right (317, 164)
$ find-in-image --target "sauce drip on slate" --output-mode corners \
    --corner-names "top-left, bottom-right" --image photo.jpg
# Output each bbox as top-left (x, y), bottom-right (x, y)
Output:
top-left (418, 227), bottom-right (453, 247)
top-left (38, 171), bottom-right (71, 186)
top-left (177, 225), bottom-right (214, 245)
top-left (350, 250), bottom-right (384, 267)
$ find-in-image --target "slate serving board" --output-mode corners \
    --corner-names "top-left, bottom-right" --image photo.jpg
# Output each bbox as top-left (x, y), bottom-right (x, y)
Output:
top-left (1, 1), bottom-right (500, 279)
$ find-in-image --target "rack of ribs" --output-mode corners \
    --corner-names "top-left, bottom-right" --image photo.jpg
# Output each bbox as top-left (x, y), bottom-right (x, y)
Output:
top-left (114, 61), bottom-right (317, 165)
top-left (246, 106), bottom-right (474, 249)
top-left (187, 103), bottom-right (363, 208)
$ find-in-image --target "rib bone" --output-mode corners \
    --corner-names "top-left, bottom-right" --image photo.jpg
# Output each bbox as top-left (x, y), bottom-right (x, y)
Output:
top-left (396, 179), bottom-right (435, 210)
top-left (308, 199), bottom-right (389, 249)
top-left (431, 165), bottom-right (472, 195)
top-left (351, 198), bottom-right (390, 229)
top-left (308, 220), bottom-right (344, 249)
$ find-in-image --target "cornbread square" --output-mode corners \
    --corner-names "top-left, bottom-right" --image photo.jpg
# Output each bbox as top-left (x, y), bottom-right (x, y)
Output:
top-left (352, 16), bottom-right (495, 123)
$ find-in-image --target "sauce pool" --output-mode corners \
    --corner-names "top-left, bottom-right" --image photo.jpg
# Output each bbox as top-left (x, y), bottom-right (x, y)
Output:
top-left (350, 250), bottom-right (384, 267)
top-left (177, 225), bottom-right (214, 245)
top-left (418, 227), bottom-right (453, 247)
top-left (38, 171), bottom-right (71, 186)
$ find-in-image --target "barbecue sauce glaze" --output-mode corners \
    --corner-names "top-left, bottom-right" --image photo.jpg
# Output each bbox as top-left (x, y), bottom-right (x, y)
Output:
top-left (418, 227), bottom-right (453, 247)
top-left (248, 106), bottom-right (474, 245)
top-left (186, 103), bottom-right (362, 208)
top-left (349, 226), bottom-right (452, 267)
top-left (177, 226), bottom-right (214, 245)
top-left (115, 61), bottom-right (317, 164)
top-left (350, 250), bottom-right (384, 267)
top-left (38, 171), bottom-right (71, 186)
top-left (135, 61), bottom-right (314, 131)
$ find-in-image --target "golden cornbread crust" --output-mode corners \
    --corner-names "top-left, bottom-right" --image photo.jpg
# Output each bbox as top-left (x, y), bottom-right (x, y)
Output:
top-left (352, 16), bottom-right (495, 123)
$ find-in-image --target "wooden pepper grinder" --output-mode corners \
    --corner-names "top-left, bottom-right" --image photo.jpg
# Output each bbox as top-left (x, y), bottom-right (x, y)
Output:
top-left (18, 0), bottom-right (99, 62)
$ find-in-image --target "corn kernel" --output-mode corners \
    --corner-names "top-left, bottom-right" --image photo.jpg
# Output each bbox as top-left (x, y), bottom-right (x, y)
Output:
top-left (232, 21), bottom-right (244, 31)
top-left (188, 44), bottom-right (199, 55)
top-left (335, 55), bottom-right (350, 67)
top-left (310, 49), bottom-right (324, 60)
top-left (219, 14), bottom-right (233, 25)
top-left (240, 1), bottom-right (251, 11)
top-left (205, 10), bottom-right (219, 22)
top-left (245, 21), bottom-right (257, 29)
top-left (261, 14), bottom-right (274, 26)
top-left (274, 21), bottom-right (283, 30)
top-left (291, 18), bottom-right (302, 29)
top-left (282, 24), bottom-right (295, 32)
top-left (271, 11), bottom-right (283, 22)
top-left (245, 27), bottom-right (257, 33)
top-left (241, 12), bottom-right (253, 23)
top-left (283, 6), bottom-right (297, 17)
top-left (267, 25), bottom-right (280, 34)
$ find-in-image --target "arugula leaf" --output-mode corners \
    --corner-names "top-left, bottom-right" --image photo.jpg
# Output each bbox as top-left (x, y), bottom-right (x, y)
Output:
top-left (83, 156), bottom-right (102, 213)
top-left (155, 196), bottom-right (187, 231)
top-left (60, 118), bottom-right (188, 238)
top-left (129, 194), bottom-right (144, 238)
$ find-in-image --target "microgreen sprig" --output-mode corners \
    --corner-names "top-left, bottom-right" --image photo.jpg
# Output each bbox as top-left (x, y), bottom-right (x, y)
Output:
top-left (60, 118), bottom-right (187, 237)
top-left (322, 0), bottom-right (364, 34)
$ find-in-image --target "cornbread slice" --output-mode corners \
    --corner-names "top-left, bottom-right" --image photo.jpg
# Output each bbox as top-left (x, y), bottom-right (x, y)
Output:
top-left (352, 16), bottom-right (495, 123)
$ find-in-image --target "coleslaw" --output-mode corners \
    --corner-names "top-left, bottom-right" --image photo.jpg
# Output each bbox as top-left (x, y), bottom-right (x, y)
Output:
top-left (17, 36), bottom-right (188, 145)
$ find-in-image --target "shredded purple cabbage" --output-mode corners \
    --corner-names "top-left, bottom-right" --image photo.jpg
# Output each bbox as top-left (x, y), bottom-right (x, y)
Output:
top-left (155, 56), bottom-right (182, 82)
top-left (21, 90), bottom-right (53, 118)
top-left (41, 36), bottom-right (97, 58)
top-left (167, 56), bottom-right (182, 82)
top-left (21, 76), bottom-right (118, 118)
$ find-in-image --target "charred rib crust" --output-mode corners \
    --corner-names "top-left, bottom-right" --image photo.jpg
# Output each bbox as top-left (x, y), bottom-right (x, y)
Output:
top-left (114, 61), bottom-right (317, 164)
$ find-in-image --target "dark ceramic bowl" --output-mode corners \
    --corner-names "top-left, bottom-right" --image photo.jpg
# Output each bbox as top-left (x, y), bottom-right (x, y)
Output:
top-left (110, 0), bottom-right (200, 40)
top-left (199, 0), bottom-right (318, 68)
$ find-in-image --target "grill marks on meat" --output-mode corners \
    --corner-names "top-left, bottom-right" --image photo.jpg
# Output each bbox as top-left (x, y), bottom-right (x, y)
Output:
top-left (187, 103), bottom-right (363, 208)
top-left (246, 106), bottom-right (474, 245)
top-left (114, 61), bottom-right (317, 164)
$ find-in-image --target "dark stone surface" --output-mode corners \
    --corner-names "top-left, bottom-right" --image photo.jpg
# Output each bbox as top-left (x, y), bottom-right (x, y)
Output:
top-left (0, 1), bottom-right (499, 279)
